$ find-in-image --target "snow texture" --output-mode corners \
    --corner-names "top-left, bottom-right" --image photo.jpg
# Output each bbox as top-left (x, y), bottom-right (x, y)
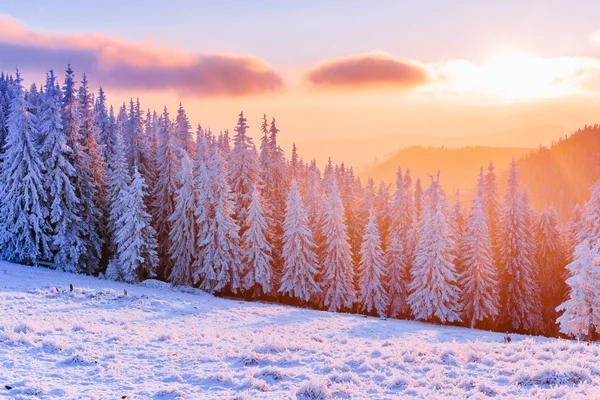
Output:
top-left (1, 261), bottom-right (599, 399)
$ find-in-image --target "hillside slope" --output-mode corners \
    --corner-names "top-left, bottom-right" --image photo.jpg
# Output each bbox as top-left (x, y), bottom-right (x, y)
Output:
top-left (362, 146), bottom-right (532, 198)
top-left (1, 262), bottom-right (598, 399)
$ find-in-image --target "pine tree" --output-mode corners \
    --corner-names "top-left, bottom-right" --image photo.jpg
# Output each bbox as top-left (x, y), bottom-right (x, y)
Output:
top-left (408, 173), bottom-right (461, 323)
top-left (241, 187), bottom-right (274, 296)
top-left (498, 159), bottom-right (543, 332)
top-left (556, 239), bottom-right (600, 339)
top-left (229, 111), bottom-right (262, 235)
top-left (152, 107), bottom-right (178, 277)
top-left (195, 150), bottom-right (243, 294)
top-left (38, 70), bottom-right (85, 271)
top-left (167, 152), bottom-right (196, 286)
top-left (107, 166), bottom-right (158, 282)
top-left (279, 179), bottom-right (320, 302)
top-left (386, 168), bottom-right (411, 318)
top-left (174, 103), bottom-right (194, 156)
top-left (0, 70), bottom-right (51, 264)
top-left (414, 177), bottom-right (423, 222)
top-left (320, 177), bottom-right (355, 312)
top-left (78, 73), bottom-right (108, 267)
top-left (357, 209), bottom-right (388, 317)
top-left (459, 192), bottom-right (499, 328)
top-left (535, 206), bottom-right (566, 334)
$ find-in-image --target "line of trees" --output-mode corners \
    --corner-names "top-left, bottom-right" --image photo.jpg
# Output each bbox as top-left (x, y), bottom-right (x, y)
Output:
top-left (0, 67), bottom-right (599, 339)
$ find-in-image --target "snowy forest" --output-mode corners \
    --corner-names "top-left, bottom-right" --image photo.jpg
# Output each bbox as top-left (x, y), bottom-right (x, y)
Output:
top-left (0, 67), bottom-right (599, 341)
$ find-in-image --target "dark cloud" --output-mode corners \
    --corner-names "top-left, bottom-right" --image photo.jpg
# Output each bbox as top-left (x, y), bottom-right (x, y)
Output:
top-left (100, 55), bottom-right (283, 98)
top-left (0, 18), bottom-right (283, 98)
top-left (0, 42), bottom-right (99, 72)
top-left (305, 53), bottom-right (430, 90)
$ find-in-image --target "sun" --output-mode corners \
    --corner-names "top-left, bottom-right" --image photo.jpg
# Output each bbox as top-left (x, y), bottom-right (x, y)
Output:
top-left (482, 49), bottom-right (559, 100)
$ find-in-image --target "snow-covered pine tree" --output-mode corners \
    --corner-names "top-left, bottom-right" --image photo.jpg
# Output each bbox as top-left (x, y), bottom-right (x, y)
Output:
top-left (403, 168), bottom-right (417, 264)
top-left (567, 204), bottom-right (584, 262)
top-left (241, 186), bottom-right (274, 297)
top-left (229, 111), bottom-right (262, 235)
top-left (104, 117), bottom-right (130, 270)
top-left (152, 107), bottom-right (178, 278)
top-left (578, 180), bottom-right (600, 243)
top-left (107, 166), bottom-right (158, 282)
top-left (38, 70), bottom-right (85, 271)
top-left (498, 159), bottom-right (543, 333)
top-left (357, 208), bottom-right (388, 317)
top-left (174, 103), bottom-right (194, 156)
top-left (484, 161), bottom-right (501, 245)
top-left (414, 177), bottom-right (423, 222)
top-left (535, 206), bottom-right (566, 334)
top-left (556, 238), bottom-right (600, 339)
top-left (279, 179), bottom-right (320, 302)
top-left (94, 87), bottom-right (111, 162)
top-left (375, 181), bottom-right (392, 251)
top-left (196, 150), bottom-right (243, 294)
top-left (0, 70), bottom-right (51, 264)
top-left (320, 177), bottom-right (356, 312)
top-left (386, 168), bottom-right (411, 318)
top-left (78, 73), bottom-right (108, 267)
top-left (459, 190), bottom-right (499, 328)
top-left (408, 172), bottom-right (461, 323)
top-left (167, 152), bottom-right (196, 286)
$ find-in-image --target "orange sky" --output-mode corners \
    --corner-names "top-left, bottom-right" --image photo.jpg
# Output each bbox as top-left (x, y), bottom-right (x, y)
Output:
top-left (2, 7), bottom-right (600, 168)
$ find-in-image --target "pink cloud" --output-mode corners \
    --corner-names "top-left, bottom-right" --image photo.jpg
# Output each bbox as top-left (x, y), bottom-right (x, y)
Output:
top-left (0, 15), bottom-right (283, 98)
top-left (305, 52), bottom-right (430, 91)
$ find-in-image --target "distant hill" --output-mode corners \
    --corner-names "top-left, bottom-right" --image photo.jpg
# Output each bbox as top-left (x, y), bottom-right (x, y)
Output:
top-left (361, 125), bottom-right (600, 221)
top-left (281, 123), bottom-right (567, 170)
top-left (361, 146), bottom-right (533, 201)
top-left (515, 125), bottom-right (600, 220)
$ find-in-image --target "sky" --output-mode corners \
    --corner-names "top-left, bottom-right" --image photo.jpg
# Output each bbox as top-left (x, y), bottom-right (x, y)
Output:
top-left (2, 0), bottom-right (600, 166)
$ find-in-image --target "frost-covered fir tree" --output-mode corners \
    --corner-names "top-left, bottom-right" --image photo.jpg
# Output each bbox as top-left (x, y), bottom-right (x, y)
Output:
top-left (174, 103), bottom-right (194, 156)
top-left (578, 180), bottom-right (600, 244)
top-left (152, 107), bottom-right (178, 277)
top-left (279, 179), bottom-right (320, 302)
top-left (195, 150), bottom-right (244, 294)
top-left (94, 87), bottom-right (111, 162)
top-left (105, 118), bottom-right (130, 261)
top-left (60, 66), bottom-right (103, 273)
top-left (0, 71), bottom-right (51, 264)
top-left (498, 159), bottom-right (543, 333)
top-left (535, 206), bottom-right (566, 334)
top-left (229, 111), bottom-right (262, 235)
top-left (386, 168), bottom-right (411, 317)
top-left (38, 70), bottom-right (85, 271)
top-left (556, 239), bottom-right (600, 339)
top-left (106, 166), bottom-right (158, 282)
top-left (459, 191), bottom-right (499, 328)
top-left (167, 152), bottom-right (196, 286)
top-left (320, 177), bottom-right (355, 312)
top-left (357, 209), bottom-right (388, 317)
top-left (241, 187), bottom-right (274, 296)
top-left (414, 177), bottom-right (423, 222)
top-left (408, 173), bottom-right (461, 323)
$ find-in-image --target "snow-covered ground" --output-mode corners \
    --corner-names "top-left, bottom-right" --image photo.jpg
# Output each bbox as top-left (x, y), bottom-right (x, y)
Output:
top-left (1, 262), bottom-right (598, 399)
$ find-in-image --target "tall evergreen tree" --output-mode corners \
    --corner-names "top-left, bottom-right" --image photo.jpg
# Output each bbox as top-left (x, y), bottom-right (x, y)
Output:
top-left (279, 179), bottom-right (320, 302)
top-left (39, 70), bottom-right (85, 271)
top-left (556, 238), bottom-right (600, 339)
top-left (174, 103), bottom-right (194, 156)
top-left (535, 206), bottom-right (566, 334)
top-left (498, 160), bottom-right (543, 333)
top-left (459, 191), bottom-right (498, 328)
top-left (408, 173), bottom-right (461, 323)
top-left (320, 177), bottom-right (355, 312)
top-left (241, 187), bottom-right (274, 297)
top-left (152, 108), bottom-right (178, 278)
top-left (195, 150), bottom-right (243, 294)
top-left (0, 71), bottom-right (51, 264)
top-left (168, 153), bottom-right (197, 286)
top-left (357, 209), bottom-right (388, 317)
top-left (386, 168), bottom-right (411, 318)
top-left (106, 166), bottom-right (158, 282)
top-left (229, 111), bottom-right (262, 235)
